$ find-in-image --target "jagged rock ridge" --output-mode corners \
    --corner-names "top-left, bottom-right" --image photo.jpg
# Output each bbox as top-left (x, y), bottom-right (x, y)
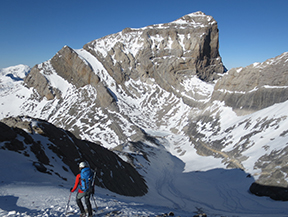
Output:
top-left (0, 116), bottom-right (147, 196)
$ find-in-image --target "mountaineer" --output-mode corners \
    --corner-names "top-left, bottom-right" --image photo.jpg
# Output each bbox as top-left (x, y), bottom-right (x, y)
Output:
top-left (71, 162), bottom-right (94, 217)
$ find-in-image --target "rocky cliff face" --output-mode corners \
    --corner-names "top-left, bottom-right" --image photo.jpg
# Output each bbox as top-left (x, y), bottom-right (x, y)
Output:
top-left (24, 63), bottom-right (61, 100)
top-left (50, 45), bottom-right (100, 88)
top-left (212, 52), bottom-right (288, 114)
top-left (83, 11), bottom-right (225, 102)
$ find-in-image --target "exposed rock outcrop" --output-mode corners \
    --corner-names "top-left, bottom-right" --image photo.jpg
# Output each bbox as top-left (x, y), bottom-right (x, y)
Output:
top-left (212, 52), bottom-right (288, 114)
top-left (50, 45), bottom-right (99, 88)
top-left (250, 182), bottom-right (288, 201)
top-left (24, 64), bottom-right (60, 100)
top-left (24, 45), bottom-right (117, 109)
top-left (0, 116), bottom-right (148, 196)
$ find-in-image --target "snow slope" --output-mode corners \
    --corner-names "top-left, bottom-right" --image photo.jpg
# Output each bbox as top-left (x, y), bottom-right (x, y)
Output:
top-left (1, 142), bottom-right (288, 217)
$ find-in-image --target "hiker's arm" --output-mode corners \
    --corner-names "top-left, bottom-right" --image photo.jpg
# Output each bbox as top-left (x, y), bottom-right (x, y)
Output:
top-left (71, 174), bottom-right (81, 192)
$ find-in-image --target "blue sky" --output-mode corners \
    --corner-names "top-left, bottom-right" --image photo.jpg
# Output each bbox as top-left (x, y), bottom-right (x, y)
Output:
top-left (0, 0), bottom-right (287, 70)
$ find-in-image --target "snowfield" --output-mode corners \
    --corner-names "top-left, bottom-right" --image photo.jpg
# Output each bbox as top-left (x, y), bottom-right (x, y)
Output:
top-left (1, 143), bottom-right (288, 217)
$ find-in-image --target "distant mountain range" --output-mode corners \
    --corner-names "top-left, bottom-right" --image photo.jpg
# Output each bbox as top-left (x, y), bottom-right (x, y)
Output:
top-left (1, 11), bottom-right (288, 201)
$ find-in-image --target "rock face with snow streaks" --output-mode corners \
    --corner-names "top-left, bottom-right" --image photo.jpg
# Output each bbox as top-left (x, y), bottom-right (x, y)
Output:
top-left (212, 52), bottom-right (288, 113)
top-left (24, 64), bottom-right (60, 100)
top-left (83, 11), bottom-right (226, 98)
top-left (50, 45), bottom-right (100, 88)
top-left (186, 52), bottom-right (288, 192)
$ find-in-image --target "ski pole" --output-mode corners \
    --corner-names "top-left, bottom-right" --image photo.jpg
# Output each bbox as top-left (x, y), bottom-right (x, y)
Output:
top-left (92, 167), bottom-right (97, 187)
top-left (91, 167), bottom-right (98, 209)
top-left (92, 194), bottom-right (98, 209)
top-left (65, 191), bottom-right (72, 216)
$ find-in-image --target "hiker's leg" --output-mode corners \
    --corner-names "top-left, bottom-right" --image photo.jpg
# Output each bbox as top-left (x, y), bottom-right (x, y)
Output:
top-left (76, 192), bottom-right (86, 214)
top-left (84, 192), bottom-right (93, 216)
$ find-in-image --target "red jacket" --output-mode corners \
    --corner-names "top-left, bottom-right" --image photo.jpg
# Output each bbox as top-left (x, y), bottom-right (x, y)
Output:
top-left (71, 174), bottom-right (84, 193)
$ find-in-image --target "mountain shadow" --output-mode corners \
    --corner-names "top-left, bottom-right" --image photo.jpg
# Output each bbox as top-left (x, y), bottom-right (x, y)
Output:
top-left (250, 182), bottom-right (288, 201)
top-left (0, 196), bottom-right (30, 214)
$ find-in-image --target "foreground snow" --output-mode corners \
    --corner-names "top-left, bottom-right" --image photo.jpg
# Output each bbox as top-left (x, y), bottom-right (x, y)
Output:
top-left (1, 148), bottom-right (288, 217)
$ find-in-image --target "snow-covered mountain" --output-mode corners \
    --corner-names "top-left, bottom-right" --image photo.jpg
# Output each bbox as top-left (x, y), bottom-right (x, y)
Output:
top-left (1, 11), bottom-right (288, 216)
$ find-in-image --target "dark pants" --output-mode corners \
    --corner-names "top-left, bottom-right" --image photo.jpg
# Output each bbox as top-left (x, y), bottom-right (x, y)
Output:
top-left (76, 191), bottom-right (92, 216)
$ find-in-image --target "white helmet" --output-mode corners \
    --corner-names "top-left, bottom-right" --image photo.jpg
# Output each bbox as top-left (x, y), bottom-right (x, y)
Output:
top-left (79, 162), bottom-right (86, 168)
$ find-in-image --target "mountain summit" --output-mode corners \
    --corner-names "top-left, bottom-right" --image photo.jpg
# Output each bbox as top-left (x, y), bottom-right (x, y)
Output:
top-left (84, 10), bottom-right (225, 85)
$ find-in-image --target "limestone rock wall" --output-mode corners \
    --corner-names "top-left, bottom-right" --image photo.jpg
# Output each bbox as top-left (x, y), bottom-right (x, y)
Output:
top-left (50, 45), bottom-right (99, 88)
top-left (212, 52), bottom-right (288, 113)
top-left (83, 12), bottom-right (226, 96)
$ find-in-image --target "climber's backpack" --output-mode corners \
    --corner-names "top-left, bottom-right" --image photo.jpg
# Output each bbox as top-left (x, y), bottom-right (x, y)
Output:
top-left (80, 167), bottom-right (93, 192)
